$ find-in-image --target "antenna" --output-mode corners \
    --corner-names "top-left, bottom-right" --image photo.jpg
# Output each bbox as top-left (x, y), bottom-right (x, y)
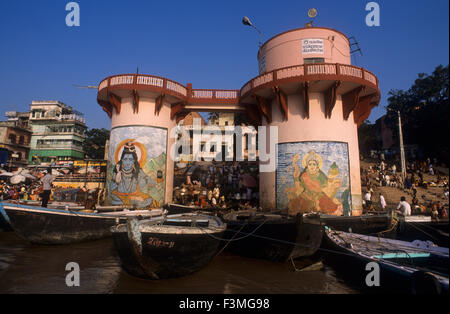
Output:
top-left (349, 36), bottom-right (363, 56)
top-left (73, 84), bottom-right (98, 89)
top-left (307, 8), bottom-right (317, 26)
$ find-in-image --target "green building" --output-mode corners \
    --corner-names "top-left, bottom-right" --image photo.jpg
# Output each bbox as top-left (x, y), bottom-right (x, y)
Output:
top-left (28, 101), bottom-right (87, 164)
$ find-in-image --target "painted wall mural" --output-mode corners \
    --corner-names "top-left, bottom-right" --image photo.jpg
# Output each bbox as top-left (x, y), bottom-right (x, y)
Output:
top-left (106, 126), bottom-right (167, 208)
top-left (276, 141), bottom-right (351, 216)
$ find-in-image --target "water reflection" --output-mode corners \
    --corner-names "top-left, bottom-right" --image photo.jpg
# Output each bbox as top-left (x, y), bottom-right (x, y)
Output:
top-left (0, 231), bottom-right (359, 294)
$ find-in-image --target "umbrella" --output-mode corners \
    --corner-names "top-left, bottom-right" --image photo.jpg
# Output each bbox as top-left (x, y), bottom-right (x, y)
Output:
top-left (10, 174), bottom-right (26, 184)
top-left (241, 173), bottom-right (257, 188)
top-left (22, 173), bottom-right (37, 180)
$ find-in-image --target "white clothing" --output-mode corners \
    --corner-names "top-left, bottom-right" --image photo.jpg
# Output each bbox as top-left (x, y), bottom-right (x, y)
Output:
top-left (41, 173), bottom-right (53, 191)
top-left (397, 201), bottom-right (411, 216)
top-left (380, 195), bottom-right (387, 209)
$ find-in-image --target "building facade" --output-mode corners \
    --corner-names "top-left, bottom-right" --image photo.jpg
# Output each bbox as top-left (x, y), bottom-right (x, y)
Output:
top-left (28, 101), bottom-right (87, 164)
top-left (97, 24), bottom-right (380, 215)
top-left (0, 111), bottom-right (32, 169)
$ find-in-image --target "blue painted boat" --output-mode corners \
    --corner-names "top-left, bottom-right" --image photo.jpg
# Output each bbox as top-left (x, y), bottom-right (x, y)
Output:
top-left (324, 226), bottom-right (449, 294)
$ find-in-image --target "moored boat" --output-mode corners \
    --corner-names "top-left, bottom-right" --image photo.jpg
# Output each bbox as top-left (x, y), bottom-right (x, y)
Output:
top-left (220, 211), bottom-right (323, 262)
top-left (111, 213), bottom-right (226, 279)
top-left (0, 202), bottom-right (12, 231)
top-left (323, 226), bottom-right (449, 294)
top-left (394, 215), bottom-right (449, 248)
top-left (319, 212), bottom-right (394, 235)
top-left (1, 201), bottom-right (163, 245)
top-left (163, 203), bottom-right (201, 215)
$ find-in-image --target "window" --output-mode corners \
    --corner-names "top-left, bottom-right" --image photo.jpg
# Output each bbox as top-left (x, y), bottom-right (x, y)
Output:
top-left (304, 58), bottom-right (325, 64)
top-left (8, 134), bottom-right (16, 144)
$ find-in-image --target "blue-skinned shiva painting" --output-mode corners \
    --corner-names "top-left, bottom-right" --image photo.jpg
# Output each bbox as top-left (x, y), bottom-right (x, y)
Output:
top-left (106, 126), bottom-right (167, 209)
top-left (276, 141), bottom-right (352, 216)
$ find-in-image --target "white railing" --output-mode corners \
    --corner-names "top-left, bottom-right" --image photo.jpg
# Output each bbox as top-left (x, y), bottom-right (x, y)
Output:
top-left (240, 82), bottom-right (252, 97)
top-left (98, 80), bottom-right (108, 91)
top-left (240, 63), bottom-right (378, 97)
top-left (166, 80), bottom-right (187, 96)
top-left (253, 72), bottom-right (273, 88)
top-left (137, 75), bottom-right (164, 88)
top-left (276, 66), bottom-right (304, 80)
top-left (364, 71), bottom-right (377, 85)
top-left (339, 65), bottom-right (363, 78)
top-left (215, 90), bottom-right (237, 99)
top-left (306, 64), bottom-right (336, 75)
top-left (109, 75), bottom-right (134, 86)
top-left (192, 90), bottom-right (213, 98)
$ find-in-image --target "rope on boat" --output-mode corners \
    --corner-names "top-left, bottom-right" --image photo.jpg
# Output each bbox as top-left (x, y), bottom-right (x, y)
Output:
top-left (377, 218), bottom-right (399, 238)
top-left (197, 218), bottom-right (270, 243)
top-left (199, 224), bottom-right (363, 259)
top-left (213, 222), bottom-right (249, 258)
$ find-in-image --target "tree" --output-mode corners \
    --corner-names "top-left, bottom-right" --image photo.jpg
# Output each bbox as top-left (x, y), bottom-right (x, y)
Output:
top-left (83, 128), bottom-right (110, 160)
top-left (358, 120), bottom-right (381, 156)
top-left (385, 65), bottom-right (449, 163)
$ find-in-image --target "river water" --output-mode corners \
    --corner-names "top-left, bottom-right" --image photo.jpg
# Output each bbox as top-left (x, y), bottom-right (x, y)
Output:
top-left (0, 230), bottom-right (361, 294)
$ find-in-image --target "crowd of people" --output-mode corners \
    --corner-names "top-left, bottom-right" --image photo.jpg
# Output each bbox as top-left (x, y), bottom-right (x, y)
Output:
top-left (361, 157), bottom-right (449, 219)
top-left (0, 181), bottom-right (42, 202)
top-left (1, 167), bottom-right (102, 209)
top-left (173, 161), bottom-right (259, 209)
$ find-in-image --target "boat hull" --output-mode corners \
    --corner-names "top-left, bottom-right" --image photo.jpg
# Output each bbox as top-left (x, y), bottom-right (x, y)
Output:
top-left (0, 203), bottom-right (12, 231)
top-left (395, 218), bottom-right (449, 248)
top-left (112, 229), bottom-right (224, 279)
top-left (320, 213), bottom-right (394, 235)
top-left (323, 228), bottom-right (449, 294)
top-left (221, 213), bottom-right (322, 262)
top-left (2, 203), bottom-right (156, 245)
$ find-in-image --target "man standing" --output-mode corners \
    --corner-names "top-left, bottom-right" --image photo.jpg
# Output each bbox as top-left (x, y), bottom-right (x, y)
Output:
top-left (396, 196), bottom-right (411, 216)
top-left (364, 190), bottom-right (372, 211)
top-left (41, 168), bottom-right (53, 208)
top-left (379, 193), bottom-right (387, 211)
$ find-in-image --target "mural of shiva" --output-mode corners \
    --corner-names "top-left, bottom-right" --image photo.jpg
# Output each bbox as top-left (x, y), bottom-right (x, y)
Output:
top-left (106, 126), bottom-right (167, 209)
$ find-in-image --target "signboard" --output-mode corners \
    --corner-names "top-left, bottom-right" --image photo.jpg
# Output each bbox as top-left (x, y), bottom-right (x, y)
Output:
top-left (302, 39), bottom-right (324, 55)
top-left (74, 160), bottom-right (107, 167)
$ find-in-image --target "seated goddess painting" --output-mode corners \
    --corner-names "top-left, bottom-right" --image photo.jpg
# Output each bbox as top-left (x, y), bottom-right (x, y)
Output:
top-left (284, 149), bottom-right (344, 215)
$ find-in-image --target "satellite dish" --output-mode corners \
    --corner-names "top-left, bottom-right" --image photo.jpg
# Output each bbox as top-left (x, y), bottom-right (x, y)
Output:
top-left (308, 8), bottom-right (317, 18)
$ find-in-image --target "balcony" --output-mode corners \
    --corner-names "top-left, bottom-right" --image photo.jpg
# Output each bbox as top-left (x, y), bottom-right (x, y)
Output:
top-left (36, 143), bottom-right (84, 150)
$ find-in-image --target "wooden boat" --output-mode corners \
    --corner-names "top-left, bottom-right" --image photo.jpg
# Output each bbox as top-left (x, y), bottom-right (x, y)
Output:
top-left (394, 215), bottom-right (449, 248)
top-left (111, 213), bottom-right (226, 280)
top-left (163, 203), bottom-right (202, 215)
top-left (1, 201), bottom-right (163, 245)
top-left (319, 212), bottom-right (394, 235)
top-left (0, 202), bottom-right (12, 231)
top-left (219, 211), bottom-right (323, 262)
top-left (323, 226), bottom-right (449, 294)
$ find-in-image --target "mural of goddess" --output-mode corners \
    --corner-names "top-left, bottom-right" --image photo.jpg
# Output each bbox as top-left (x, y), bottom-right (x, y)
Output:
top-left (109, 141), bottom-right (155, 208)
top-left (286, 150), bottom-right (343, 215)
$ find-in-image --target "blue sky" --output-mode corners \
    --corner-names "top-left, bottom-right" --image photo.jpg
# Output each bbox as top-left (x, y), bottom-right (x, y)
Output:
top-left (0, 0), bottom-right (448, 129)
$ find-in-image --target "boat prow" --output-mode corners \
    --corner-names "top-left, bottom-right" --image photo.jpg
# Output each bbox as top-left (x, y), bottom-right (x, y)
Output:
top-left (112, 213), bottom-right (226, 279)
